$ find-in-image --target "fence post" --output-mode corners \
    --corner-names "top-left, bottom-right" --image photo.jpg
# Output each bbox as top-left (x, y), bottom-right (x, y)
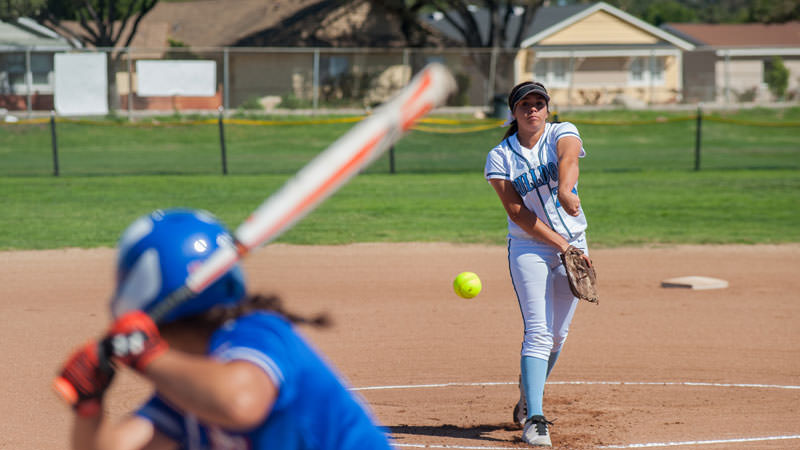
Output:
top-left (218, 106), bottom-right (228, 175)
top-left (389, 145), bottom-right (396, 174)
top-left (25, 48), bottom-right (32, 118)
top-left (223, 47), bottom-right (230, 111)
top-left (312, 48), bottom-right (320, 114)
top-left (694, 106), bottom-right (702, 171)
top-left (487, 47), bottom-right (498, 108)
top-left (50, 110), bottom-right (59, 176)
top-left (127, 48), bottom-right (133, 120)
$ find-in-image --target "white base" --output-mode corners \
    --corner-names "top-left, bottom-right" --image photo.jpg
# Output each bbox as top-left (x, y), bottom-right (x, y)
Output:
top-left (661, 276), bottom-right (729, 290)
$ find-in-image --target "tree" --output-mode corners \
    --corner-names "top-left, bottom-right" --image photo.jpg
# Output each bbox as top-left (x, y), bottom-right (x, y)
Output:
top-left (750, 0), bottom-right (800, 23)
top-left (642, 1), bottom-right (697, 26)
top-left (587, 0), bottom-right (799, 25)
top-left (381, 0), bottom-right (437, 47)
top-left (765, 56), bottom-right (789, 99)
top-left (1, 0), bottom-right (159, 111)
top-left (375, 0), bottom-right (545, 101)
top-left (381, 0), bottom-right (543, 48)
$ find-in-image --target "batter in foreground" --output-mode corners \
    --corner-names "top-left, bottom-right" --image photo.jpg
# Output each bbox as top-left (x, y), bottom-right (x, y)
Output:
top-left (55, 208), bottom-right (392, 450)
top-left (484, 81), bottom-right (593, 447)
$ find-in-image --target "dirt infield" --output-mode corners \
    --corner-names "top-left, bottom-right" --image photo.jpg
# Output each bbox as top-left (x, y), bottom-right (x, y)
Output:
top-left (2, 243), bottom-right (799, 449)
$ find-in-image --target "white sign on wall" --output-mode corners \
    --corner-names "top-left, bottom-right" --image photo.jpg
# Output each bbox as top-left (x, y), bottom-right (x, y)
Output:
top-left (54, 53), bottom-right (108, 115)
top-left (136, 60), bottom-right (217, 97)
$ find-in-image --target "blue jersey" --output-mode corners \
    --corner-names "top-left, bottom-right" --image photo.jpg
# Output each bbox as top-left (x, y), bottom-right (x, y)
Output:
top-left (134, 312), bottom-right (392, 450)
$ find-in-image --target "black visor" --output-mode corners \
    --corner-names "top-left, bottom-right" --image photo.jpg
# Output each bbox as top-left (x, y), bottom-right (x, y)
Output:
top-left (508, 83), bottom-right (550, 111)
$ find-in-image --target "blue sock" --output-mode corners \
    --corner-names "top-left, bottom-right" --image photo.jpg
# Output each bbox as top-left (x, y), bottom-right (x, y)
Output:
top-left (521, 356), bottom-right (548, 417)
top-left (546, 351), bottom-right (561, 379)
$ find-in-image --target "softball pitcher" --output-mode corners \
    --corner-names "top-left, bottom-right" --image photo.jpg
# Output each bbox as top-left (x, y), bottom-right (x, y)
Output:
top-left (484, 81), bottom-right (592, 447)
top-left (55, 208), bottom-right (392, 450)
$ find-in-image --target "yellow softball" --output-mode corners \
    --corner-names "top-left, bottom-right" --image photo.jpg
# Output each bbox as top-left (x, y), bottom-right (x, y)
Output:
top-left (453, 271), bottom-right (482, 299)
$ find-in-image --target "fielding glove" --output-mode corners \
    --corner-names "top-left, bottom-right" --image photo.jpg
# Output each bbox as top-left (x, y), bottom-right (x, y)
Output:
top-left (560, 245), bottom-right (599, 304)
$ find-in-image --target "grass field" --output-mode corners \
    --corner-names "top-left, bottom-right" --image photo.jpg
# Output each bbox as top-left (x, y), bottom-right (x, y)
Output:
top-left (1, 107), bottom-right (798, 250)
top-left (2, 107), bottom-right (799, 176)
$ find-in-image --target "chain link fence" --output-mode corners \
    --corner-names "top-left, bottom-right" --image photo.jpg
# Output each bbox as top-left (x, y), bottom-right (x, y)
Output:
top-left (4, 46), bottom-right (798, 118)
top-left (2, 47), bottom-right (519, 117)
top-left (2, 109), bottom-right (798, 177)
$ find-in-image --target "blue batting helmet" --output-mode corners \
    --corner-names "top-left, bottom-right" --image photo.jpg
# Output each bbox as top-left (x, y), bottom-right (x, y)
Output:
top-left (110, 208), bottom-right (246, 323)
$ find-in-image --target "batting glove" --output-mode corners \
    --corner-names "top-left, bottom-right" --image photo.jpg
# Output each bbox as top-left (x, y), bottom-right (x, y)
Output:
top-left (103, 311), bottom-right (168, 372)
top-left (53, 340), bottom-right (115, 417)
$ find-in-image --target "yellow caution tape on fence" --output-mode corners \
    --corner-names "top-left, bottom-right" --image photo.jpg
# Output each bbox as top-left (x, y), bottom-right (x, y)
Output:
top-left (411, 122), bottom-right (504, 133)
top-left (8, 118), bottom-right (50, 125)
top-left (4, 114), bottom-right (798, 130)
top-left (569, 116), bottom-right (697, 126)
top-left (224, 116), bottom-right (364, 126)
top-left (703, 116), bottom-right (800, 127)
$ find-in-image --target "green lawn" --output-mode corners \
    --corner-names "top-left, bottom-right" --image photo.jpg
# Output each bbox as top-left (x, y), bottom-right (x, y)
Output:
top-left (2, 170), bottom-right (798, 250)
top-left (3, 107), bottom-right (798, 176)
top-left (1, 107), bottom-right (798, 250)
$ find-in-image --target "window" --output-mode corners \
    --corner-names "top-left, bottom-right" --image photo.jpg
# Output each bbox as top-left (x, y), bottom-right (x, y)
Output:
top-left (0, 52), bottom-right (54, 93)
top-left (630, 58), bottom-right (645, 83)
top-left (629, 56), bottom-right (664, 86)
top-left (321, 55), bottom-right (349, 79)
top-left (532, 58), bottom-right (570, 87)
top-left (649, 57), bottom-right (664, 83)
top-left (2, 53), bottom-right (26, 89)
top-left (552, 59), bottom-right (568, 84)
top-left (425, 56), bottom-right (445, 65)
top-left (533, 59), bottom-right (548, 80)
top-left (31, 53), bottom-right (52, 85)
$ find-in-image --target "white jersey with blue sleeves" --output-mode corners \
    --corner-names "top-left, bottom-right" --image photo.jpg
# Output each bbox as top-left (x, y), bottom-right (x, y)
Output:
top-left (134, 311), bottom-right (391, 450)
top-left (484, 121), bottom-right (587, 242)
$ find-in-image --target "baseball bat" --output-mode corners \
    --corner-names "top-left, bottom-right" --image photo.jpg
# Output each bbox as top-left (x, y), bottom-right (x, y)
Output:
top-left (54, 63), bottom-right (456, 406)
top-left (148, 62), bottom-right (455, 322)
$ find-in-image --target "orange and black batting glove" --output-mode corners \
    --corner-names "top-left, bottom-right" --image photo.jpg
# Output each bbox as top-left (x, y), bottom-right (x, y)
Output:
top-left (53, 340), bottom-right (116, 417)
top-left (102, 311), bottom-right (169, 372)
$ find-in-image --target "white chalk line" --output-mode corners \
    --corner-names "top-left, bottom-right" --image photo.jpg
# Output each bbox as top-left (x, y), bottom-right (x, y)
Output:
top-left (357, 380), bottom-right (800, 449)
top-left (598, 434), bottom-right (800, 448)
top-left (393, 445), bottom-right (522, 449)
top-left (353, 380), bottom-right (800, 391)
top-left (392, 435), bottom-right (800, 449)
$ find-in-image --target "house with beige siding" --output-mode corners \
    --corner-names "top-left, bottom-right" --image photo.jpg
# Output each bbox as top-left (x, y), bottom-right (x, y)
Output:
top-left (425, 2), bottom-right (695, 107)
top-left (661, 22), bottom-right (800, 103)
top-left (519, 2), bottom-right (695, 107)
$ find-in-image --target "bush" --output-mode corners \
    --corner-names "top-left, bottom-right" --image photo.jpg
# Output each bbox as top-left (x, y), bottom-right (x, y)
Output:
top-left (448, 73), bottom-right (471, 106)
top-left (279, 93), bottom-right (312, 109)
top-left (238, 96), bottom-right (264, 111)
top-left (765, 56), bottom-right (789, 100)
top-left (735, 86), bottom-right (758, 103)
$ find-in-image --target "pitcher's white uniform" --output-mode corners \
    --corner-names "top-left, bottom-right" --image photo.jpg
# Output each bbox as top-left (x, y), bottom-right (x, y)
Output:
top-left (484, 121), bottom-right (589, 361)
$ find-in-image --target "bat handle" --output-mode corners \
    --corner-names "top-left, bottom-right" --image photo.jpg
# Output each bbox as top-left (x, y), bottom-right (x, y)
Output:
top-left (53, 376), bottom-right (79, 406)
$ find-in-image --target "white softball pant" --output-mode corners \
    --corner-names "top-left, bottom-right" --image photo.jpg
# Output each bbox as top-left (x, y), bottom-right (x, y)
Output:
top-left (508, 235), bottom-right (588, 361)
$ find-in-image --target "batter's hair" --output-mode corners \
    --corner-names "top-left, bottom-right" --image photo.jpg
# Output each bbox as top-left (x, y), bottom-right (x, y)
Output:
top-left (503, 81), bottom-right (549, 140)
top-left (161, 294), bottom-right (331, 336)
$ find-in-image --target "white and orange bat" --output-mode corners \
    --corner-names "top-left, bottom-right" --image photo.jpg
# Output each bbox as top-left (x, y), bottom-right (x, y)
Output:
top-left (54, 63), bottom-right (455, 407)
top-left (144, 62), bottom-right (456, 322)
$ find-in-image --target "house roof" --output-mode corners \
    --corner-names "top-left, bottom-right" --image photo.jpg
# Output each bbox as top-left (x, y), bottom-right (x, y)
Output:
top-left (423, 1), bottom-right (694, 51)
top-left (233, 0), bottom-right (448, 47)
top-left (662, 22), bottom-right (800, 48)
top-left (0, 18), bottom-right (71, 50)
top-left (147, 0), bottom-right (322, 48)
top-left (50, 0), bottom-right (450, 49)
top-left (51, 0), bottom-right (321, 50)
top-left (56, 20), bottom-right (169, 50)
